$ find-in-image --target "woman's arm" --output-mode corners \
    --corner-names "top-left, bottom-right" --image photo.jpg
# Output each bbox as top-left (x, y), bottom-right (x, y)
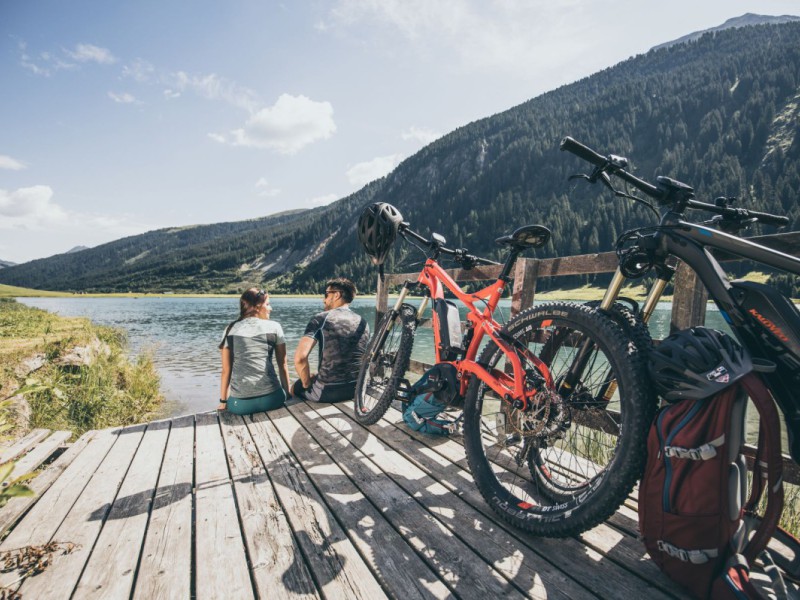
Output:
top-left (219, 347), bottom-right (232, 409)
top-left (274, 343), bottom-right (291, 396)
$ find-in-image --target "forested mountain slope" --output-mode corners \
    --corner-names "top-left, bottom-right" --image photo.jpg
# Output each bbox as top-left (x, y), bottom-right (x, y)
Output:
top-left (2, 20), bottom-right (800, 294)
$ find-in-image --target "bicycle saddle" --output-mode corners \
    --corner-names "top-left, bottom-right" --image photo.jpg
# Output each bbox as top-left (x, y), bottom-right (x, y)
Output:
top-left (495, 225), bottom-right (551, 249)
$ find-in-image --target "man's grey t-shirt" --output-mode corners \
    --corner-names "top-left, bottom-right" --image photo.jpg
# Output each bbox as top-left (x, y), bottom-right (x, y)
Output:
top-left (221, 318), bottom-right (286, 398)
top-left (303, 306), bottom-right (369, 385)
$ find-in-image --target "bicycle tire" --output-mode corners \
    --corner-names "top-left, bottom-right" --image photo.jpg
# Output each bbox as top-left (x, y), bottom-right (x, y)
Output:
top-left (463, 301), bottom-right (655, 537)
top-left (528, 301), bottom-right (653, 504)
top-left (353, 303), bottom-right (416, 425)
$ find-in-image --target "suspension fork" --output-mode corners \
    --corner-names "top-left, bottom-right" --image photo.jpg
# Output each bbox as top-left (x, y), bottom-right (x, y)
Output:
top-left (370, 282), bottom-right (414, 362)
top-left (558, 269), bottom-right (628, 395)
top-left (560, 267), bottom-right (673, 400)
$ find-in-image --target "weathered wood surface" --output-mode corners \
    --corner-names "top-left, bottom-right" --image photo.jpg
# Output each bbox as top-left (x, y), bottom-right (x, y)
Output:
top-left (0, 403), bottom-right (689, 599)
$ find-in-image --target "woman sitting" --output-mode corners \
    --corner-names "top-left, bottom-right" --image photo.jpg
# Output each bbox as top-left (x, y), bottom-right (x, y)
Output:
top-left (218, 288), bottom-right (290, 415)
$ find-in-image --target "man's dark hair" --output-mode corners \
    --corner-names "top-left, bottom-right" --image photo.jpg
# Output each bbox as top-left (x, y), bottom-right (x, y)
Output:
top-left (326, 277), bottom-right (357, 303)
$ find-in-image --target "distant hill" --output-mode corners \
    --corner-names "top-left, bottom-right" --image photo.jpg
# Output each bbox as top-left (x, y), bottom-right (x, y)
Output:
top-left (653, 13), bottom-right (800, 50)
top-left (0, 260), bottom-right (16, 269)
top-left (2, 19), bottom-right (800, 295)
top-left (66, 246), bottom-right (89, 254)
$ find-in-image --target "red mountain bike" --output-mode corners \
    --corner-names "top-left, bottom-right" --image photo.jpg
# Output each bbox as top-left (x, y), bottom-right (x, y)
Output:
top-left (354, 218), bottom-right (552, 425)
top-left (356, 204), bottom-right (657, 537)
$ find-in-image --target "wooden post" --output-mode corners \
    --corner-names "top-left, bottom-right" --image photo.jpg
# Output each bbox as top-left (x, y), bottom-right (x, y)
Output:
top-left (511, 258), bottom-right (539, 317)
top-left (375, 273), bottom-right (389, 329)
top-left (670, 260), bottom-right (708, 333)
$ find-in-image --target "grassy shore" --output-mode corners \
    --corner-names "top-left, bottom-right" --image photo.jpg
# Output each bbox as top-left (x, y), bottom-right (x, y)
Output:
top-left (0, 298), bottom-right (163, 438)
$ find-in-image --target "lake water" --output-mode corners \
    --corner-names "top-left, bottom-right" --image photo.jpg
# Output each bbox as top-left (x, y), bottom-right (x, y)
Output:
top-left (17, 296), bottom-right (730, 418)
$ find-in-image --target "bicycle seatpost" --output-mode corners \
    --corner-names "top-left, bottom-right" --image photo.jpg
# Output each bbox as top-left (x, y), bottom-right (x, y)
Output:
top-left (499, 247), bottom-right (522, 282)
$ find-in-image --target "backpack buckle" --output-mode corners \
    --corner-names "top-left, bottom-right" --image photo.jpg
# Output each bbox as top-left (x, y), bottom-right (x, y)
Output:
top-left (657, 540), bottom-right (718, 564)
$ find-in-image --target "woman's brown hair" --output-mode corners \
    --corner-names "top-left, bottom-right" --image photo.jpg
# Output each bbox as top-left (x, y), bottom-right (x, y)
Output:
top-left (218, 288), bottom-right (267, 349)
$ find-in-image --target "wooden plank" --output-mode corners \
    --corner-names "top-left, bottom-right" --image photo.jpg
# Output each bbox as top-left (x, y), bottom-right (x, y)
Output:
top-left (194, 411), bottom-right (254, 600)
top-left (8, 430), bottom-right (71, 480)
top-left (287, 401), bottom-right (573, 600)
top-left (275, 403), bottom-right (455, 600)
top-left (16, 424), bottom-right (146, 599)
top-left (248, 409), bottom-right (387, 600)
top-left (72, 420), bottom-right (171, 599)
top-left (133, 415), bottom-right (195, 600)
top-left (0, 430), bottom-right (94, 537)
top-left (0, 428), bottom-right (51, 463)
top-left (0, 428), bottom-right (117, 553)
top-left (342, 403), bottom-right (681, 599)
top-left (218, 411), bottom-right (319, 600)
top-left (376, 273), bottom-right (389, 328)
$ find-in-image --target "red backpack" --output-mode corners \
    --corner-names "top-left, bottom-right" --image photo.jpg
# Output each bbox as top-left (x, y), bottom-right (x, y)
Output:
top-left (639, 371), bottom-right (785, 599)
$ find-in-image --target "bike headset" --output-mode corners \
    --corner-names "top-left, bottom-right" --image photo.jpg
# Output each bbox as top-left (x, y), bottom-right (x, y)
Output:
top-left (357, 202), bottom-right (404, 266)
top-left (647, 327), bottom-right (753, 402)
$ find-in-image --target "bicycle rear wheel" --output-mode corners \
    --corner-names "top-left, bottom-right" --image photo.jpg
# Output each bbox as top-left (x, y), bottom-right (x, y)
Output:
top-left (353, 303), bottom-right (416, 425)
top-left (463, 301), bottom-right (655, 537)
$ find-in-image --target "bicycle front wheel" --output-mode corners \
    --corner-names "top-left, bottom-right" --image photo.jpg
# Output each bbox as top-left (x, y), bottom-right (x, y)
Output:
top-left (353, 303), bottom-right (416, 425)
top-left (463, 301), bottom-right (655, 537)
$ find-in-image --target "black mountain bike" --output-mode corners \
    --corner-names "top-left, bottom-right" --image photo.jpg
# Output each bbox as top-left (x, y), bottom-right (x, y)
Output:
top-left (463, 137), bottom-right (800, 537)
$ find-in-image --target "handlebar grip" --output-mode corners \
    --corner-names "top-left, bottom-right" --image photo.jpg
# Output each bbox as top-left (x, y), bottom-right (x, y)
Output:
top-left (559, 136), bottom-right (606, 167)
top-left (750, 211), bottom-right (790, 226)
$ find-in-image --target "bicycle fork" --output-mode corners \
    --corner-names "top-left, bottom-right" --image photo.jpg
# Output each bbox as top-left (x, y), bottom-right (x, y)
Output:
top-left (371, 282), bottom-right (428, 363)
top-left (559, 268), bottom-right (671, 401)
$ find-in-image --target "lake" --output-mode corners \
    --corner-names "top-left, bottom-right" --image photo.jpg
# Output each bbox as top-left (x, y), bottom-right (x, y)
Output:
top-left (18, 296), bottom-right (730, 418)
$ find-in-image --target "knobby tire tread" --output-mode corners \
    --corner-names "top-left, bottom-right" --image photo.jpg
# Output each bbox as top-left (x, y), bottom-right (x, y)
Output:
top-left (353, 311), bottom-right (415, 426)
top-left (463, 301), bottom-right (656, 537)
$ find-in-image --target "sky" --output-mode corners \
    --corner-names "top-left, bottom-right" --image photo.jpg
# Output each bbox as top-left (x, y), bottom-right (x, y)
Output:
top-left (1, 1), bottom-right (798, 264)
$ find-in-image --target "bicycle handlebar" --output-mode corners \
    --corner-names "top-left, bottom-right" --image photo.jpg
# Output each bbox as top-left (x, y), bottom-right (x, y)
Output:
top-left (560, 136), bottom-right (789, 227)
top-left (399, 223), bottom-right (501, 267)
top-left (560, 136), bottom-right (663, 199)
top-left (687, 200), bottom-right (789, 227)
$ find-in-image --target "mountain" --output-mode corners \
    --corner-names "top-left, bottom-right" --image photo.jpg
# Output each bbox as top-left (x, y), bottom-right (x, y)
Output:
top-left (0, 260), bottom-right (16, 269)
top-left (66, 246), bottom-right (89, 254)
top-left (2, 19), bottom-right (800, 295)
top-left (652, 13), bottom-right (800, 51)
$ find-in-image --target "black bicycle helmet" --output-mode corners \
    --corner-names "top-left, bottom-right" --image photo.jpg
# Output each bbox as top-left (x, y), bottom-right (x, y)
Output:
top-left (648, 327), bottom-right (753, 401)
top-left (357, 202), bottom-right (403, 266)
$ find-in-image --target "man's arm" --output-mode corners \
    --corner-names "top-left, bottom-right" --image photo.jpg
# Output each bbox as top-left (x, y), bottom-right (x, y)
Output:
top-left (294, 336), bottom-right (317, 389)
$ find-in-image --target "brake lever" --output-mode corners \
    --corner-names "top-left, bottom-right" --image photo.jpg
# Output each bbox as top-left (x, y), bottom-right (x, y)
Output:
top-left (568, 173), bottom-right (592, 182)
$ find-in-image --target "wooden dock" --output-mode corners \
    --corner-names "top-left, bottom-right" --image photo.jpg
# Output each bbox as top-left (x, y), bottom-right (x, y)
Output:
top-left (0, 399), bottom-right (689, 600)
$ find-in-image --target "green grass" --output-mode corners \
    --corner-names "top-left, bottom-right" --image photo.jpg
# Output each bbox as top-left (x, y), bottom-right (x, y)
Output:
top-left (0, 299), bottom-right (163, 438)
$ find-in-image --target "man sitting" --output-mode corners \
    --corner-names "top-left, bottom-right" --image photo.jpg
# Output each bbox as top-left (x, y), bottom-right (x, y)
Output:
top-left (292, 277), bottom-right (370, 403)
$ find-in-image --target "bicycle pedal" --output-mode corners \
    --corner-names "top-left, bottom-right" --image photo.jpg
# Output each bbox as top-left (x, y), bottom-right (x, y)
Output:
top-left (396, 379), bottom-right (412, 401)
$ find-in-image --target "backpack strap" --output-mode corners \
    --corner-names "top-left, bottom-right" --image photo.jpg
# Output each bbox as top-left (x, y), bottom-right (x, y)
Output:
top-left (739, 372), bottom-right (784, 563)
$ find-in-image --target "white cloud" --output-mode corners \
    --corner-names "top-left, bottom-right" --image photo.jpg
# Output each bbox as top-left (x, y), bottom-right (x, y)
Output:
top-left (108, 91), bottom-right (137, 104)
top-left (401, 126), bottom-right (441, 145)
top-left (122, 59), bottom-right (156, 83)
top-left (325, 0), bottom-right (587, 75)
top-left (255, 178), bottom-right (281, 198)
top-left (308, 193), bottom-right (338, 206)
top-left (65, 43), bottom-right (116, 65)
top-left (18, 41), bottom-right (116, 76)
top-left (0, 185), bottom-right (152, 261)
top-left (346, 154), bottom-right (402, 187)
top-left (0, 186), bottom-right (67, 223)
top-left (163, 89), bottom-right (181, 99)
top-left (215, 94), bottom-right (337, 154)
top-left (171, 71), bottom-right (259, 112)
top-left (0, 155), bottom-right (27, 171)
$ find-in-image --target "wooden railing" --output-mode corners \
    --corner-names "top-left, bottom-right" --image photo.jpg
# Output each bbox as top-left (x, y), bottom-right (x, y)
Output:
top-left (374, 230), bottom-right (800, 483)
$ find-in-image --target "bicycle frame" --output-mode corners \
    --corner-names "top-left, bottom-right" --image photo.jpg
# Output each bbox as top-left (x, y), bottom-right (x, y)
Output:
top-left (388, 258), bottom-right (553, 405)
top-left (604, 215), bottom-right (800, 459)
